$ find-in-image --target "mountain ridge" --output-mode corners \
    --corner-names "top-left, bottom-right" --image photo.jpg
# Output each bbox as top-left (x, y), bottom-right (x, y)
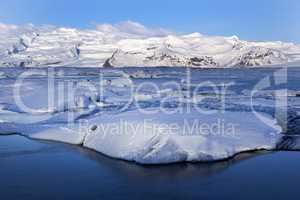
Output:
top-left (1, 22), bottom-right (300, 68)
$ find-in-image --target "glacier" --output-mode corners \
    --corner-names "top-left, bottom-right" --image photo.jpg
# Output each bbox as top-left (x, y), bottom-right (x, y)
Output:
top-left (0, 21), bottom-right (300, 68)
top-left (0, 67), bottom-right (300, 164)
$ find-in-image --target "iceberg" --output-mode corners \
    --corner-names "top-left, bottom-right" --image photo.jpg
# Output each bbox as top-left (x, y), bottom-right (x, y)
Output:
top-left (83, 108), bottom-right (282, 164)
top-left (0, 106), bottom-right (282, 164)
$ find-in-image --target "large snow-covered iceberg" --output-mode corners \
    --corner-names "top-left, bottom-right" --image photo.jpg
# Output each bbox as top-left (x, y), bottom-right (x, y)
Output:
top-left (0, 108), bottom-right (282, 164)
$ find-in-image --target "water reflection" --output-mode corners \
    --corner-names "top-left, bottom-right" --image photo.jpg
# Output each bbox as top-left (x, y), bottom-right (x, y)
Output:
top-left (0, 135), bottom-right (295, 200)
top-left (76, 142), bottom-right (270, 181)
top-left (1, 134), bottom-right (269, 181)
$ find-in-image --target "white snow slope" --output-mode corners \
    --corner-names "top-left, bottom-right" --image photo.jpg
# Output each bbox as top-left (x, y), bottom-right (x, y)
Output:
top-left (1, 21), bottom-right (300, 68)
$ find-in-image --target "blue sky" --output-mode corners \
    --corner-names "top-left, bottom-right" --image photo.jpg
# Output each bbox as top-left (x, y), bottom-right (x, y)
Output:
top-left (0, 0), bottom-right (299, 43)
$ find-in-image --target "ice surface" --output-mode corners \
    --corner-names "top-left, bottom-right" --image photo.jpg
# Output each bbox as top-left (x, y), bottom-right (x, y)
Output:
top-left (83, 108), bottom-right (281, 164)
top-left (0, 72), bottom-right (6, 78)
top-left (0, 67), bottom-right (299, 164)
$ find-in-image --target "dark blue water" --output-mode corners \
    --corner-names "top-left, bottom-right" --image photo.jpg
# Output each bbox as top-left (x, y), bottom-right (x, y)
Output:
top-left (1, 135), bottom-right (300, 200)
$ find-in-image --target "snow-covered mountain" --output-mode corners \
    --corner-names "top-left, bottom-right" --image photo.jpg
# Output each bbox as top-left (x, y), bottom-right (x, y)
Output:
top-left (1, 21), bottom-right (300, 68)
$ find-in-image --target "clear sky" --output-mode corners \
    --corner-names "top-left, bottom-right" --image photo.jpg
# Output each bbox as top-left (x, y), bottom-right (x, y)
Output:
top-left (0, 0), bottom-right (299, 43)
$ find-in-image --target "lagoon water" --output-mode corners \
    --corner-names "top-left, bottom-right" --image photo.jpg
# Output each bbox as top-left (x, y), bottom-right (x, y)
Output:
top-left (1, 135), bottom-right (300, 200)
top-left (1, 67), bottom-right (300, 199)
